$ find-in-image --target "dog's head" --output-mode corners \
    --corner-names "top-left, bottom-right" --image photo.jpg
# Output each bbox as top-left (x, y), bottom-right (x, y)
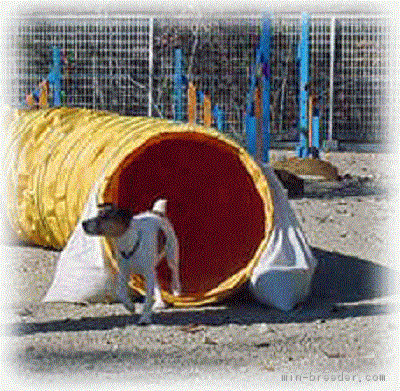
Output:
top-left (82, 203), bottom-right (132, 237)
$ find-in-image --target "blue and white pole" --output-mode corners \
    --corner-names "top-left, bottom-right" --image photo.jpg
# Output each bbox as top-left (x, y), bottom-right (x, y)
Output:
top-left (296, 13), bottom-right (311, 158)
top-left (174, 48), bottom-right (184, 122)
top-left (245, 14), bottom-right (271, 163)
top-left (260, 15), bottom-right (271, 163)
top-left (48, 46), bottom-right (62, 107)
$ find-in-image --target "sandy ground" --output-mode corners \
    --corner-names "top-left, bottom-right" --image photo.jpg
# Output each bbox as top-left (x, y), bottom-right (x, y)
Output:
top-left (1, 151), bottom-right (399, 390)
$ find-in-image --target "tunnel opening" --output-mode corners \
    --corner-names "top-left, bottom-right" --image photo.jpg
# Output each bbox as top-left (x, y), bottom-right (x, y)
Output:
top-left (104, 132), bottom-right (266, 297)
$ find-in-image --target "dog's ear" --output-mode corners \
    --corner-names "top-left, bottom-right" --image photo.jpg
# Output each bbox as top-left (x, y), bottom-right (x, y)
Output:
top-left (96, 203), bottom-right (131, 221)
top-left (97, 202), bottom-right (114, 209)
top-left (116, 208), bottom-right (132, 220)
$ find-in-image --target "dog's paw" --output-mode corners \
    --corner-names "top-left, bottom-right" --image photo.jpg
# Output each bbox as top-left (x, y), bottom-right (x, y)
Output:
top-left (171, 281), bottom-right (182, 297)
top-left (122, 300), bottom-right (136, 313)
top-left (172, 285), bottom-right (181, 297)
top-left (138, 314), bottom-right (152, 325)
top-left (152, 300), bottom-right (167, 311)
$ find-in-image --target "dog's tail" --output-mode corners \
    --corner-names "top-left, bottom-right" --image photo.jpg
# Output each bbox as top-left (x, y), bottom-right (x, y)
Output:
top-left (152, 199), bottom-right (167, 217)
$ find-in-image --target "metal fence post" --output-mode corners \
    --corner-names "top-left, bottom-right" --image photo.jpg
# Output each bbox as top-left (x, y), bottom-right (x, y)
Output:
top-left (148, 17), bottom-right (154, 117)
top-left (328, 16), bottom-right (336, 143)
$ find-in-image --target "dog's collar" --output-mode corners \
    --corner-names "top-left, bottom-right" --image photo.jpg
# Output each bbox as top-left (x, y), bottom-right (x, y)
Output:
top-left (119, 230), bottom-right (142, 259)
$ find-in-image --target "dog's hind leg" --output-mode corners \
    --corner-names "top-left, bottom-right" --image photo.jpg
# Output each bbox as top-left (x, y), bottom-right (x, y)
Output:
top-left (152, 277), bottom-right (167, 310)
top-left (168, 259), bottom-right (182, 297)
top-left (138, 272), bottom-right (156, 325)
top-left (163, 228), bottom-right (181, 296)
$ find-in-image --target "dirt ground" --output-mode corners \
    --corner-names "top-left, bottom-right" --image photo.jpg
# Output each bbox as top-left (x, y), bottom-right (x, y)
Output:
top-left (1, 151), bottom-right (399, 390)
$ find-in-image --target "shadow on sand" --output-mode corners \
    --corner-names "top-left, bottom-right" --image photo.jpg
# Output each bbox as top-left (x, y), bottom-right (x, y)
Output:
top-left (11, 247), bottom-right (399, 336)
top-left (302, 176), bottom-right (389, 199)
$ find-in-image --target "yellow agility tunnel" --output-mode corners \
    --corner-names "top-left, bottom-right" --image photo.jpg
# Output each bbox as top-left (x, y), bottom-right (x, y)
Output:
top-left (6, 107), bottom-right (275, 306)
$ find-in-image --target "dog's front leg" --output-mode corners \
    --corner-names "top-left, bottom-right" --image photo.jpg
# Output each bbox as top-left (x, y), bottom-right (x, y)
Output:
top-left (117, 265), bottom-right (135, 313)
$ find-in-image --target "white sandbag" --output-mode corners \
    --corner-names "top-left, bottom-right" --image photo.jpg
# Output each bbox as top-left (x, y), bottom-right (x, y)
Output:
top-left (249, 165), bottom-right (318, 311)
top-left (43, 182), bottom-right (116, 303)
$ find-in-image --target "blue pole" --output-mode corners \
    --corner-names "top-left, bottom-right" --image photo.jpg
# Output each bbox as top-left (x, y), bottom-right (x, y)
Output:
top-left (245, 49), bottom-right (259, 157)
top-left (48, 46), bottom-right (62, 106)
top-left (312, 108), bottom-right (320, 149)
top-left (260, 15), bottom-right (271, 163)
top-left (245, 115), bottom-right (257, 156)
top-left (213, 105), bottom-right (225, 132)
top-left (174, 48), bottom-right (183, 122)
top-left (296, 13), bottom-right (310, 158)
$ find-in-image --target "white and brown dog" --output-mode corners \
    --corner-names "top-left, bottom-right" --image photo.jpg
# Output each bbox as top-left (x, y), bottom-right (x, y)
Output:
top-left (82, 199), bottom-right (181, 324)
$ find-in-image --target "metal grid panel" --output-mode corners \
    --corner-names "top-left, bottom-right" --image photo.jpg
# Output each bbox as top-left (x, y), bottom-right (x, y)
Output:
top-left (334, 17), bottom-right (389, 142)
top-left (7, 14), bottom-right (389, 145)
top-left (270, 16), bottom-right (300, 141)
top-left (153, 16), bottom-right (260, 144)
top-left (309, 16), bottom-right (332, 142)
top-left (11, 16), bottom-right (151, 116)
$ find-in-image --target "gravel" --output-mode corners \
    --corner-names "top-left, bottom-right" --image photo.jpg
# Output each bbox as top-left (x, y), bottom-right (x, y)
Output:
top-left (1, 151), bottom-right (399, 390)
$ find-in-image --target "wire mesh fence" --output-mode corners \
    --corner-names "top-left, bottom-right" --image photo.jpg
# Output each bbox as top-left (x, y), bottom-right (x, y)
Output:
top-left (10, 16), bottom-right (152, 116)
top-left (270, 16), bottom-right (301, 142)
top-left (334, 16), bottom-right (389, 143)
top-left (6, 13), bottom-right (389, 146)
top-left (152, 16), bottom-right (260, 144)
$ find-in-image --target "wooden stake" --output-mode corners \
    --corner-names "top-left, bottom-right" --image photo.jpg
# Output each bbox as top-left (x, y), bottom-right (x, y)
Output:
top-left (255, 85), bottom-right (263, 163)
top-left (187, 82), bottom-right (197, 125)
top-left (203, 94), bottom-right (212, 127)
top-left (308, 95), bottom-right (314, 150)
top-left (39, 80), bottom-right (49, 109)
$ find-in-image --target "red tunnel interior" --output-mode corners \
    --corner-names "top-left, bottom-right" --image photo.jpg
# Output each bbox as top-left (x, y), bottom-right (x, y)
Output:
top-left (105, 132), bottom-right (266, 295)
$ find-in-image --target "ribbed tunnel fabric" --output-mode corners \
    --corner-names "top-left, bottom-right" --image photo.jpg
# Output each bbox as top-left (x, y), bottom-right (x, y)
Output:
top-left (6, 107), bottom-right (274, 306)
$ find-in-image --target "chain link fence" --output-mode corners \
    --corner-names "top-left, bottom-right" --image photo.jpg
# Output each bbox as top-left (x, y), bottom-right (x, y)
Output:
top-left (6, 13), bottom-right (389, 146)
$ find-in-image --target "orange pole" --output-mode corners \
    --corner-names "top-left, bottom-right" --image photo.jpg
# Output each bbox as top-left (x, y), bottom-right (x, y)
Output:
top-left (187, 82), bottom-right (197, 125)
top-left (308, 95), bottom-right (314, 149)
top-left (203, 94), bottom-right (212, 127)
top-left (255, 86), bottom-right (263, 163)
top-left (39, 80), bottom-right (49, 109)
